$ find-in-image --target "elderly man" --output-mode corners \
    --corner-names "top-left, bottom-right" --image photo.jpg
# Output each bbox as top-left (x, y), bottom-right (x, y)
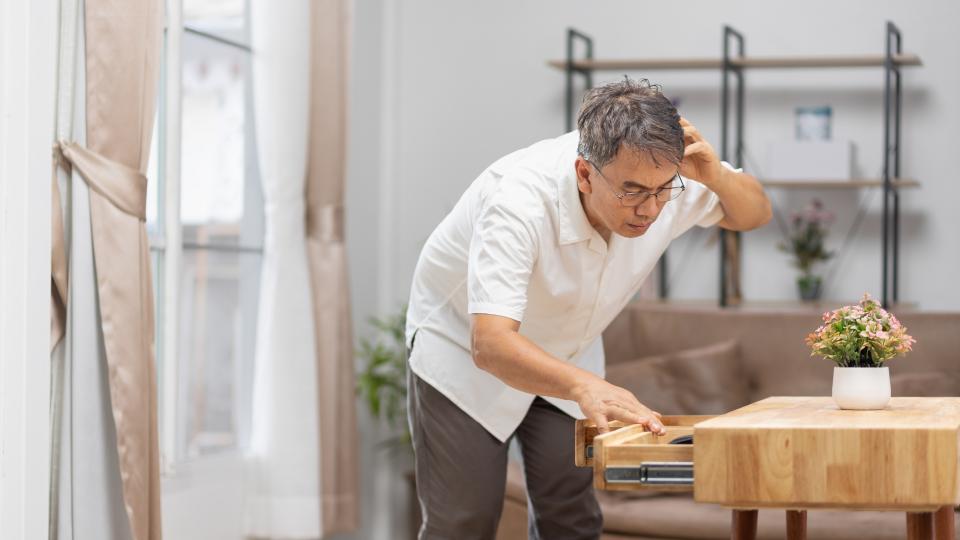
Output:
top-left (404, 78), bottom-right (771, 539)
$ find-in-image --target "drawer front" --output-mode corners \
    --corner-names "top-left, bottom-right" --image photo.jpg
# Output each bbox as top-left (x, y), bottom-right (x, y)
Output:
top-left (575, 416), bottom-right (714, 492)
top-left (574, 416), bottom-right (711, 467)
top-left (574, 420), bottom-right (625, 467)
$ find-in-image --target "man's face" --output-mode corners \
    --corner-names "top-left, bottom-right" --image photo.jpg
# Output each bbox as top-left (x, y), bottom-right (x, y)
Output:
top-left (575, 147), bottom-right (679, 239)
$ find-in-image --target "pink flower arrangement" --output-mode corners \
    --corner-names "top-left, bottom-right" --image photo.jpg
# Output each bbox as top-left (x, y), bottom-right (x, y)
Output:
top-left (779, 198), bottom-right (835, 276)
top-left (805, 293), bottom-right (916, 367)
top-left (792, 198), bottom-right (835, 229)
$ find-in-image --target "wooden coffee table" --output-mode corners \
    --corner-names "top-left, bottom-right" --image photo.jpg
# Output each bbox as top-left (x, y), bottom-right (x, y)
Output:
top-left (576, 397), bottom-right (960, 539)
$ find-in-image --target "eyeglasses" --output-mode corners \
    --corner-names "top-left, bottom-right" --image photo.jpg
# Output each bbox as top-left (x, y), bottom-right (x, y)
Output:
top-left (587, 160), bottom-right (685, 207)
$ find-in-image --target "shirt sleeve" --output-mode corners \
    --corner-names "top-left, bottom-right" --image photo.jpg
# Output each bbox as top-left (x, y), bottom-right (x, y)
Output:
top-left (467, 179), bottom-right (544, 323)
top-left (670, 160), bottom-right (742, 240)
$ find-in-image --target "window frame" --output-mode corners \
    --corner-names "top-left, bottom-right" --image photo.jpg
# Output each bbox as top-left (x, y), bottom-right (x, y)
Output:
top-left (155, 0), bottom-right (262, 475)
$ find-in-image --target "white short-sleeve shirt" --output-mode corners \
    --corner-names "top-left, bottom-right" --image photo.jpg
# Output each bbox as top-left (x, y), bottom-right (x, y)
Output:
top-left (405, 130), bottom-right (737, 441)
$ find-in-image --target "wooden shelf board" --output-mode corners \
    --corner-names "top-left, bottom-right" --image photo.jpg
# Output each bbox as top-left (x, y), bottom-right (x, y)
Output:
top-left (760, 179), bottom-right (920, 189)
top-left (547, 54), bottom-right (921, 72)
top-left (548, 58), bottom-right (721, 71)
top-left (639, 298), bottom-right (919, 312)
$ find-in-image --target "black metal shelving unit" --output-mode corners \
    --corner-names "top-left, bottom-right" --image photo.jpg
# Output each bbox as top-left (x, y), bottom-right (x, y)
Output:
top-left (555, 21), bottom-right (920, 308)
top-left (720, 26), bottom-right (745, 308)
top-left (882, 22), bottom-right (906, 309)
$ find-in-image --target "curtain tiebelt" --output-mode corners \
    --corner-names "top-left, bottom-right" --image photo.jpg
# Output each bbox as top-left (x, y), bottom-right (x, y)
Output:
top-left (306, 202), bottom-right (343, 243)
top-left (50, 140), bottom-right (148, 350)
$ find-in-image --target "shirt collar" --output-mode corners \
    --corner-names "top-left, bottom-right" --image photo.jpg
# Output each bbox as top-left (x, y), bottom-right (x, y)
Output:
top-left (558, 165), bottom-right (603, 250)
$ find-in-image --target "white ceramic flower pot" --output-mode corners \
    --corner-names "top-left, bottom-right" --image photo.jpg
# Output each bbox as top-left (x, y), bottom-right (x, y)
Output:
top-left (832, 367), bottom-right (891, 410)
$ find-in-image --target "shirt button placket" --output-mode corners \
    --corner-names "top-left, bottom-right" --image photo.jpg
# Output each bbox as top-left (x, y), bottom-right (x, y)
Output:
top-left (579, 237), bottom-right (611, 356)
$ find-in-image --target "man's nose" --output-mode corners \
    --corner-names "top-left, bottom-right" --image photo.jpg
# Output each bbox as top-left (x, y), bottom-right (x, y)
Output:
top-left (635, 194), bottom-right (659, 215)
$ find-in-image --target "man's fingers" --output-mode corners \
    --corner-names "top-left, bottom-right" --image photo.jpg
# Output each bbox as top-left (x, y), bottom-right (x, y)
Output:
top-left (616, 390), bottom-right (646, 412)
top-left (591, 413), bottom-right (610, 434)
top-left (684, 141), bottom-right (707, 157)
top-left (606, 405), bottom-right (665, 434)
top-left (584, 383), bottom-right (667, 436)
top-left (605, 388), bottom-right (666, 432)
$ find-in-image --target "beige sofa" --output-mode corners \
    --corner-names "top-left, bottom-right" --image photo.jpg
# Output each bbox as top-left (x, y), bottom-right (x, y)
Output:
top-left (497, 301), bottom-right (960, 539)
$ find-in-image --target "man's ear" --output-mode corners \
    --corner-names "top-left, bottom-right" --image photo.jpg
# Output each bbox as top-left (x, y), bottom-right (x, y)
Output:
top-left (574, 157), bottom-right (594, 194)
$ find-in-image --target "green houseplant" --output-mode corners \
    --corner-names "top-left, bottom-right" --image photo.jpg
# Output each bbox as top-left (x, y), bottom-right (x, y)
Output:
top-left (356, 306), bottom-right (411, 451)
top-left (356, 306), bottom-right (421, 538)
top-left (779, 198), bottom-right (834, 301)
top-left (805, 293), bottom-right (915, 409)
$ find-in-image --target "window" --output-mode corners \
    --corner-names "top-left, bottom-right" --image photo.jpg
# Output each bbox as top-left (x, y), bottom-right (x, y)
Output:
top-left (148, 0), bottom-right (262, 466)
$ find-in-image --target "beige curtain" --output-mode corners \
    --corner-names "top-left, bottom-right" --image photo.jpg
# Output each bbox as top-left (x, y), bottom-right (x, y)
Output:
top-left (50, 1), bottom-right (163, 539)
top-left (305, 0), bottom-right (359, 534)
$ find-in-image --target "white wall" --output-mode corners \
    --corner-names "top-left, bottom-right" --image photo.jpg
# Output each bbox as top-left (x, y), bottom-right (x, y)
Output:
top-left (346, 1), bottom-right (959, 535)
top-left (0, 0), bottom-right (57, 537)
top-left (343, 0), bottom-right (416, 538)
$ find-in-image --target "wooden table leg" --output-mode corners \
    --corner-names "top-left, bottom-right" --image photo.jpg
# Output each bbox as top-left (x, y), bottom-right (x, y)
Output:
top-left (786, 510), bottom-right (807, 540)
top-left (731, 509), bottom-right (758, 540)
top-left (934, 506), bottom-right (955, 540)
top-left (907, 512), bottom-right (934, 540)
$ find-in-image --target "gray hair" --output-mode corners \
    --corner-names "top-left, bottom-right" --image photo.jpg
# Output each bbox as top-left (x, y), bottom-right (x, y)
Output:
top-left (576, 78), bottom-right (683, 169)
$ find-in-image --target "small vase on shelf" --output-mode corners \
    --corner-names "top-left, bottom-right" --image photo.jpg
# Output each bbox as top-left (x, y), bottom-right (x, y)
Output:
top-left (797, 273), bottom-right (822, 302)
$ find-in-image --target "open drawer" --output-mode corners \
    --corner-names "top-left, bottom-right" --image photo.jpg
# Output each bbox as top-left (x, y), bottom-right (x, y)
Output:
top-left (574, 416), bottom-right (714, 492)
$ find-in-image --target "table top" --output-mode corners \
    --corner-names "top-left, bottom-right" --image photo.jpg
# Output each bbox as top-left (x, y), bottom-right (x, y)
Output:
top-left (692, 397), bottom-right (960, 510)
top-left (696, 396), bottom-right (960, 431)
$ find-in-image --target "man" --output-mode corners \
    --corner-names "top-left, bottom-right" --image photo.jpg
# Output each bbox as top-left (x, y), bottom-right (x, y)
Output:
top-left (404, 78), bottom-right (771, 539)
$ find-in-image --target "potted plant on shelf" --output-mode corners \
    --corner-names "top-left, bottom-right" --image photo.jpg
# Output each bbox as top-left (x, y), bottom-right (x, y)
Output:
top-left (805, 293), bottom-right (916, 410)
top-left (779, 198), bottom-right (834, 301)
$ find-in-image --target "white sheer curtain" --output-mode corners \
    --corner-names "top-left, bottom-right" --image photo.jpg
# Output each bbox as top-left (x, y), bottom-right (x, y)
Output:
top-left (50, 0), bottom-right (133, 537)
top-left (245, 0), bottom-right (322, 537)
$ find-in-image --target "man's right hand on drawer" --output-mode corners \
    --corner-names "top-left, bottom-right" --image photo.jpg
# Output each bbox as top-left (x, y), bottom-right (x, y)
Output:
top-left (572, 376), bottom-right (666, 436)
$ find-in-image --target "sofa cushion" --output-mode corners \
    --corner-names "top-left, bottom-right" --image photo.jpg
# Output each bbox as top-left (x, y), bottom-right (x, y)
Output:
top-left (604, 340), bottom-right (748, 416)
top-left (891, 370), bottom-right (960, 397)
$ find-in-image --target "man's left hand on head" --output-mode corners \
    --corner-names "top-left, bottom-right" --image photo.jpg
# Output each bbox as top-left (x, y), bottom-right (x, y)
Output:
top-left (679, 116), bottom-right (724, 187)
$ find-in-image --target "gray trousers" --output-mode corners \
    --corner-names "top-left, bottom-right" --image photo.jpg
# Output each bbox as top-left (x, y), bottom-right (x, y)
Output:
top-left (407, 370), bottom-right (602, 540)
